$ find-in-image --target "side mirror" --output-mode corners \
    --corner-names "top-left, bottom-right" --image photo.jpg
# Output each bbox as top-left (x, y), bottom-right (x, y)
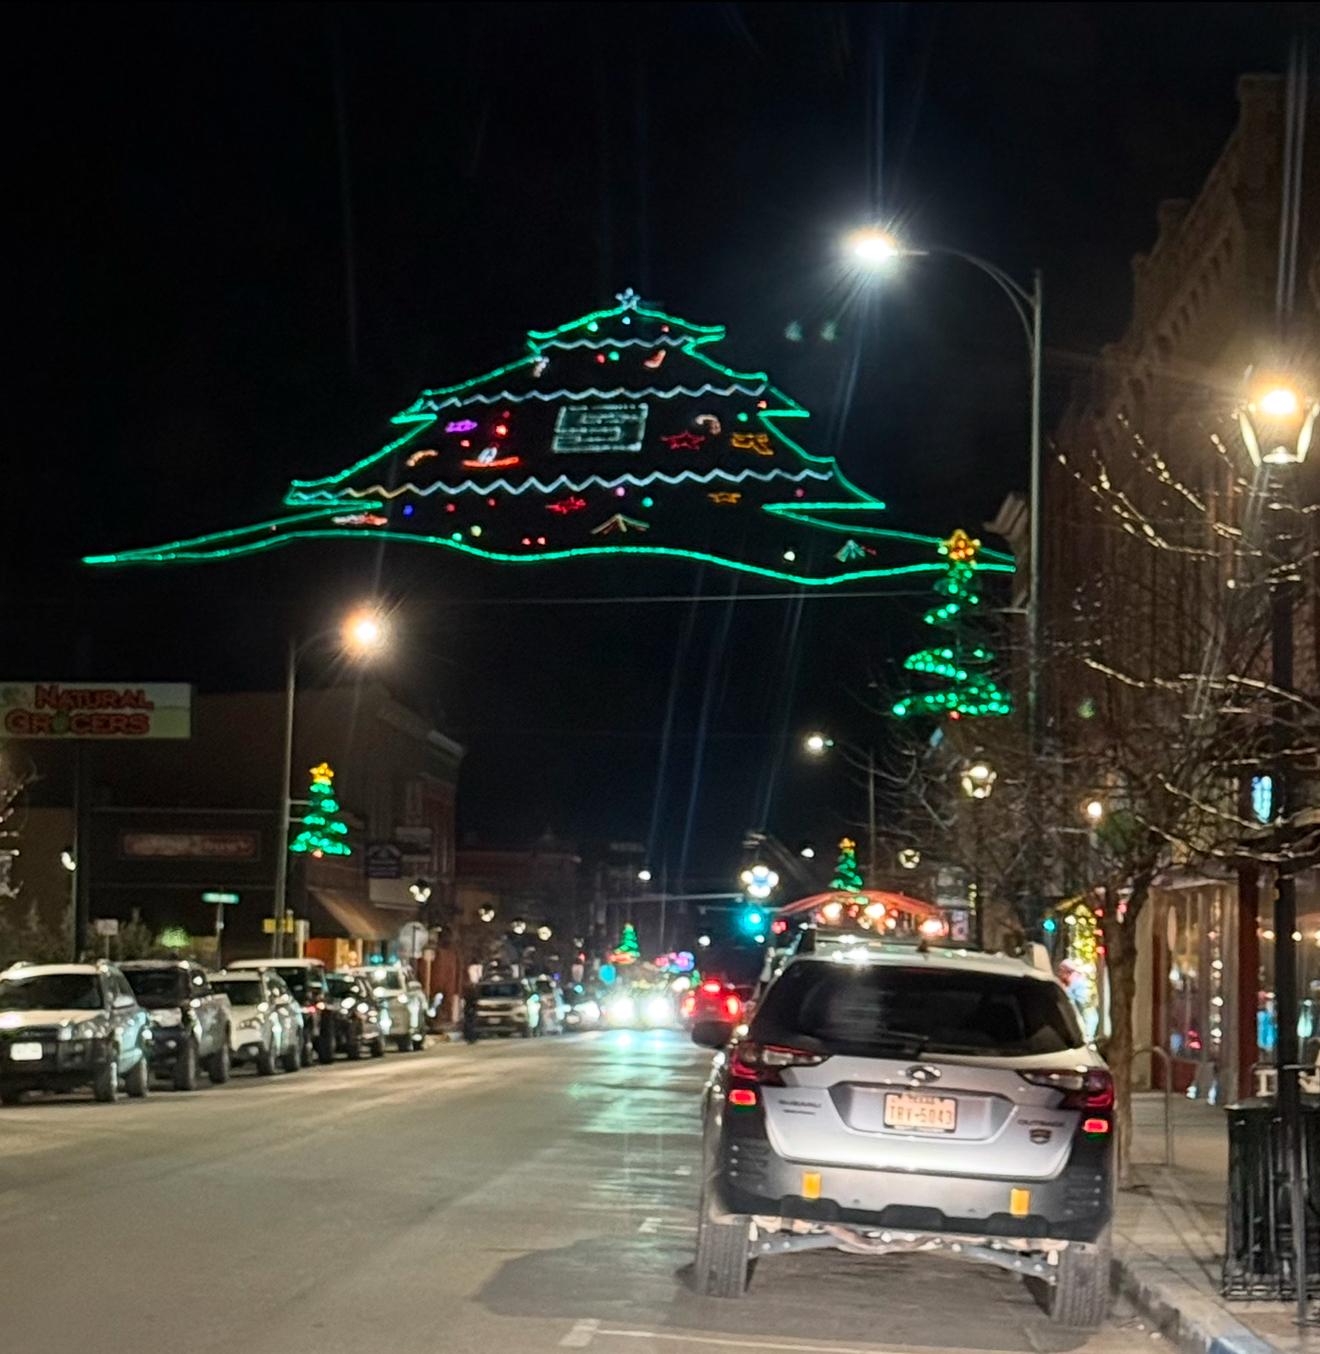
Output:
top-left (691, 1019), bottom-right (734, 1050)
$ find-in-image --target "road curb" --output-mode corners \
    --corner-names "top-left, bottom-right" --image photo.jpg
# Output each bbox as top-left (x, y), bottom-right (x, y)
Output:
top-left (1114, 1254), bottom-right (1283, 1354)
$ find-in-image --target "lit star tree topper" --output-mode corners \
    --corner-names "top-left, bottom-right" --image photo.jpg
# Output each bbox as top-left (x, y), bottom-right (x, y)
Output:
top-left (289, 762), bottom-right (352, 858)
top-left (831, 837), bottom-right (865, 892)
top-left (612, 921), bottom-right (641, 965)
top-left (891, 529), bottom-right (1012, 721)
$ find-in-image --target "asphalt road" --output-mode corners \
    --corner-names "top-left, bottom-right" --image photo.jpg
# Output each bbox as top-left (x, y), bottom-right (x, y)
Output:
top-left (0, 1030), bottom-right (1149, 1354)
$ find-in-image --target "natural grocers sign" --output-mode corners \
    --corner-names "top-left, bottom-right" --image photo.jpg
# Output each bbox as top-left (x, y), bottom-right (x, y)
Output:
top-left (0, 683), bottom-right (192, 739)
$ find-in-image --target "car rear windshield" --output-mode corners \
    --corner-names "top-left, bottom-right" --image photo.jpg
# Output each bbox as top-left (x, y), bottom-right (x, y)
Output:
top-left (365, 970), bottom-right (403, 991)
top-left (0, 973), bottom-right (103, 1012)
top-left (479, 983), bottom-right (522, 999)
top-left (266, 967), bottom-right (318, 1000)
top-left (752, 961), bottom-right (1084, 1058)
top-left (213, 978), bottom-right (263, 1005)
top-left (122, 968), bottom-right (189, 1007)
top-left (327, 976), bottom-right (361, 999)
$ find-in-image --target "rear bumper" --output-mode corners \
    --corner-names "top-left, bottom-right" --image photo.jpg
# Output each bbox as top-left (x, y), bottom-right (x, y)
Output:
top-left (718, 1123), bottom-right (1112, 1244)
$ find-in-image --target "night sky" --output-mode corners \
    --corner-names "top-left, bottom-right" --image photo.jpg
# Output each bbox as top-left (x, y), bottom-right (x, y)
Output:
top-left (5, 2), bottom-right (1308, 886)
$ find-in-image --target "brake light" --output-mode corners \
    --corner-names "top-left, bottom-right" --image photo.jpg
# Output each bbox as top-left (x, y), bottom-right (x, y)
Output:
top-left (1019, 1067), bottom-right (1114, 1110)
top-left (680, 994), bottom-right (696, 1019)
top-left (724, 995), bottom-right (743, 1019)
top-left (1082, 1117), bottom-right (1111, 1135)
top-left (728, 1088), bottom-right (758, 1108)
top-left (701, 980), bottom-right (722, 995)
top-left (730, 1041), bottom-right (827, 1085)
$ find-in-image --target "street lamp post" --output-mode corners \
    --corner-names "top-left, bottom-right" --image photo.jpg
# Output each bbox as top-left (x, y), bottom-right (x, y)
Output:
top-left (271, 607), bottom-right (389, 957)
top-left (959, 756), bottom-right (997, 948)
top-left (804, 732), bottom-right (878, 881)
top-left (849, 229), bottom-right (1045, 919)
top-left (1236, 370), bottom-right (1316, 1326)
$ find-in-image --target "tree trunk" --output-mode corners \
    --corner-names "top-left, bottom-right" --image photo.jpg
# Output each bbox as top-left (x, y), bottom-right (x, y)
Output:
top-left (1103, 915), bottom-right (1140, 1183)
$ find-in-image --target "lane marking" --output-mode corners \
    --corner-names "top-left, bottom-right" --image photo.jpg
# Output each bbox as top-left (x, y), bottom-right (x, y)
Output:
top-left (560, 1319), bottom-right (600, 1347)
top-left (637, 1216), bottom-right (696, 1234)
top-left (589, 1329), bottom-right (904, 1353)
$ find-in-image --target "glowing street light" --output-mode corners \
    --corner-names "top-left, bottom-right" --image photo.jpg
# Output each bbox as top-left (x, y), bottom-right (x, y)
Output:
top-left (1083, 798), bottom-right (1106, 824)
top-left (799, 845), bottom-right (816, 860)
top-left (697, 934), bottom-right (711, 948)
top-left (511, 918), bottom-right (527, 935)
top-left (740, 865), bottom-right (779, 900)
top-left (537, 925), bottom-right (552, 941)
top-left (343, 607), bottom-right (389, 655)
top-left (60, 849), bottom-right (76, 873)
top-left (959, 758), bottom-right (997, 801)
top-left (803, 732), bottom-right (833, 756)
top-left (637, 868), bottom-right (652, 883)
top-left (1237, 372), bottom-right (1317, 468)
top-left (846, 226), bottom-right (903, 269)
top-left (478, 905), bottom-right (496, 923)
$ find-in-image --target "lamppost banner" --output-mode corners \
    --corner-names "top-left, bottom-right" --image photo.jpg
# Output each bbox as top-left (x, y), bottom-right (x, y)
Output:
top-left (0, 682), bottom-right (192, 739)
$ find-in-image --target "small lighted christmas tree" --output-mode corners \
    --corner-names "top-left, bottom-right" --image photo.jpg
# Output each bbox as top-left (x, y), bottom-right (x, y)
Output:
top-left (892, 529), bottom-right (1012, 721)
top-left (831, 838), bottom-right (865, 892)
top-left (289, 762), bottom-right (352, 858)
top-left (612, 922), bottom-right (641, 964)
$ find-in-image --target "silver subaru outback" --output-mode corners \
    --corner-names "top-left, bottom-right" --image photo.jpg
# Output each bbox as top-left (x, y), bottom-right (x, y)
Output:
top-left (691, 935), bottom-right (1114, 1329)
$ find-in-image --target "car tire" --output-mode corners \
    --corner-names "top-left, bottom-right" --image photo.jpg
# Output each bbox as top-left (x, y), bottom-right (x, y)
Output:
top-left (256, 1040), bottom-right (278, 1076)
top-left (347, 1030), bottom-right (363, 1060)
top-left (1, 1089), bottom-right (24, 1106)
top-left (93, 1057), bottom-right (119, 1103)
top-left (126, 1051), bottom-right (150, 1099)
top-left (694, 1182), bottom-right (751, 1298)
top-left (317, 1026), bottom-right (336, 1066)
top-left (371, 1035), bottom-right (386, 1059)
top-left (172, 1040), bottom-right (198, 1092)
top-left (1045, 1227), bottom-right (1111, 1329)
top-left (395, 1032), bottom-right (412, 1053)
top-left (207, 1040), bottom-right (231, 1085)
top-left (281, 1036), bottom-right (301, 1073)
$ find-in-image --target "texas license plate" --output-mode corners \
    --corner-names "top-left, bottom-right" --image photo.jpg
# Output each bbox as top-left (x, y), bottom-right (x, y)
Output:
top-left (883, 1091), bottom-right (957, 1132)
top-left (9, 1042), bottom-right (43, 1062)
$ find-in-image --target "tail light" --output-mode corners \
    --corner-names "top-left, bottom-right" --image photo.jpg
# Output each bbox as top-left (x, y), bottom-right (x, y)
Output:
top-left (679, 994), bottom-right (696, 1019)
top-left (1019, 1067), bottom-right (1114, 1110)
top-left (723, 994), bottom-right (743, 1020)
top-left (729, 1041), bottom-right (827, 1086)
top-left (700, 980), bottom-right (722, 995)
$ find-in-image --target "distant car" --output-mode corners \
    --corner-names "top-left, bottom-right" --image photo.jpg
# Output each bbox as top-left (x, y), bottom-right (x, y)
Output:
top-left (326, 972), bottom-right (386, 1059)
top-left (471, 978), bottom-right (540, 1038)
top-left (533, 978), bottom-right (566, 1035)
top-left (690, 936), bottom-right (1114, 1329)
top-left (0, 962), bottom-right (151, 1104)
top-left (121, 960), bottom-right (232, 1090)
top-left (681, 979), bottom-right (749, 1037)
top-left (352, 963), bottom-right (426, 1052)
top-left (211, 969), bottom-right (304, 1075)
top-left (562, 985), bottom-right (601, 1031)
top-left (229, 958), bottom-right (333, 1064)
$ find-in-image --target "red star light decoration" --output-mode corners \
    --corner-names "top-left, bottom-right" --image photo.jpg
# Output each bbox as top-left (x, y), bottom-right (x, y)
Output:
top-left (661, 430), bottom-right (705, 451)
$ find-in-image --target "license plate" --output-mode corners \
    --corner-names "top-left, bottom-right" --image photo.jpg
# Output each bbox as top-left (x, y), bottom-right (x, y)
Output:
top-left (9, 1042), bottom-right (43, 1062)
top-left (883, 1091), bottom-right (957, 1133)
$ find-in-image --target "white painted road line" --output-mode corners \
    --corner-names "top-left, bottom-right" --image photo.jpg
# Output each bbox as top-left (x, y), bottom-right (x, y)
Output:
top-left (584, 1328), bottom-right (907, 1353)
top-left (560, 1318), bottom-right (601, 1347)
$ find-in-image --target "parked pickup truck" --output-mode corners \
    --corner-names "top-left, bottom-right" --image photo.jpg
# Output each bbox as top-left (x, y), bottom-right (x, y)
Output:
top-left (121, 961), bottom-right (232, 1090)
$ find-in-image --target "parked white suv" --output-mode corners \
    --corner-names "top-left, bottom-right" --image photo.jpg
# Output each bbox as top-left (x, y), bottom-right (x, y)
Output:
top-left (351, 964), bottom-right (426, 1052)
top-left (211, 970), bottom-right (303, 1075)
top-left (692, 933), bottom-right (1115, 1329)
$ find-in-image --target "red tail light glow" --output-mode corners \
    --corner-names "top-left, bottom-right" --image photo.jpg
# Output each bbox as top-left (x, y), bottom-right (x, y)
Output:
top-left (730, 1041), bottom-right (827, 1085)
top-left (1019, 1067), bottom-right (1113, 1110)
top-left (723, 995), bottom-right (743, 1019)
top-left (728, 1088), bottom-right (758, 1108)
top-left (701, 980), bottom-right (722, 995)
top-left (679, 994), bottom-right (695, 1019)
top-left (1082, 1117), bottom-right (1111, 1135)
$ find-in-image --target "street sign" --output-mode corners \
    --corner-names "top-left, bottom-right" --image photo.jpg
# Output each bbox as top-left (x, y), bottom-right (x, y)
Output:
top-left (92, 918), bottom-right (119, 937)
top-left (262, 916), bottom-right (296, 934)
top-left (365, 842), bottom-right (403, 879)
top-left (202, 891), bottom-right (240, 906)
top-left (398, 920), bottom-right (428, 959)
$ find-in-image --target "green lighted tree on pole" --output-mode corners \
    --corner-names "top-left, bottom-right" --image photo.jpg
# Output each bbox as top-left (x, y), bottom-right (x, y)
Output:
top-left (289, 762), bottom-right (352, 858)
top-left (892, 530), bottom-right (1012, 721)
top-left (831, 838), bottom-right (865, 892)
top-left (612, 922), bottom-right (641, 965)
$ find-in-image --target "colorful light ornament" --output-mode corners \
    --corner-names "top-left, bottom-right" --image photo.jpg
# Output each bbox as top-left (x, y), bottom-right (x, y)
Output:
top-left (86, 289), bottom-right (1016, 592)
top-left (289, 762), bottom-right (352, 858)
top-left (891, 530), bottom-right (1012, 720)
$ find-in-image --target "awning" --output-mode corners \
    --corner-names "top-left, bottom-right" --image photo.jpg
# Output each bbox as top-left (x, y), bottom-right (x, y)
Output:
top-left (774, 889), bottom-right (943, 921)
top-left (308, 889), bottom-right (411, 942)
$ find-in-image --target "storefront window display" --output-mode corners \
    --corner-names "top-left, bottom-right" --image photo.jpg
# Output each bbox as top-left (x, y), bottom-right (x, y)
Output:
top-left (1058, 901), bottom-right (1105, 1041)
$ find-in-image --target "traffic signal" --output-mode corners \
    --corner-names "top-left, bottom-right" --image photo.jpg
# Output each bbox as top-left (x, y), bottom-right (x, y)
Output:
top-left (739, 907), bottom-right (765, 934)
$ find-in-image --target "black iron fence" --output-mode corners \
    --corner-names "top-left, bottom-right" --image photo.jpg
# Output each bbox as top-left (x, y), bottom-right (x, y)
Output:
top-left (1223, 1093), bottom-right (1320, 1301)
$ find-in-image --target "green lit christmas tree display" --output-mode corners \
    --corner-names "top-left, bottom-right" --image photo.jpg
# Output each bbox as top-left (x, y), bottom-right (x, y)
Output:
top-left (830, 837), bottom-right (865, 892)
top-left (86, 289), bottom-right (1015, 592)
top-left (289, 762), bottom-right (352, 858)
top-left (892, 530), bottom-right (1012, 721)
top-left (611, 922), bottom-right (641, 965)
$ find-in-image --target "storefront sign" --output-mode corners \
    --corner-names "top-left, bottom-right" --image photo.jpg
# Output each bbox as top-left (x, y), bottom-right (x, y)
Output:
top-left (0, 682), bottom-right (192, 739)
top-left (365, 843), bottom-right (403, 879)
top-left (121, 831), bottom-right (260, 861)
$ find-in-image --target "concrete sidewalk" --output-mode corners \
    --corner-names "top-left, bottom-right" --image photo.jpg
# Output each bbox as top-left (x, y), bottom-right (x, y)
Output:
top-left (1115, 1091), bottom-right (1312, 1353)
